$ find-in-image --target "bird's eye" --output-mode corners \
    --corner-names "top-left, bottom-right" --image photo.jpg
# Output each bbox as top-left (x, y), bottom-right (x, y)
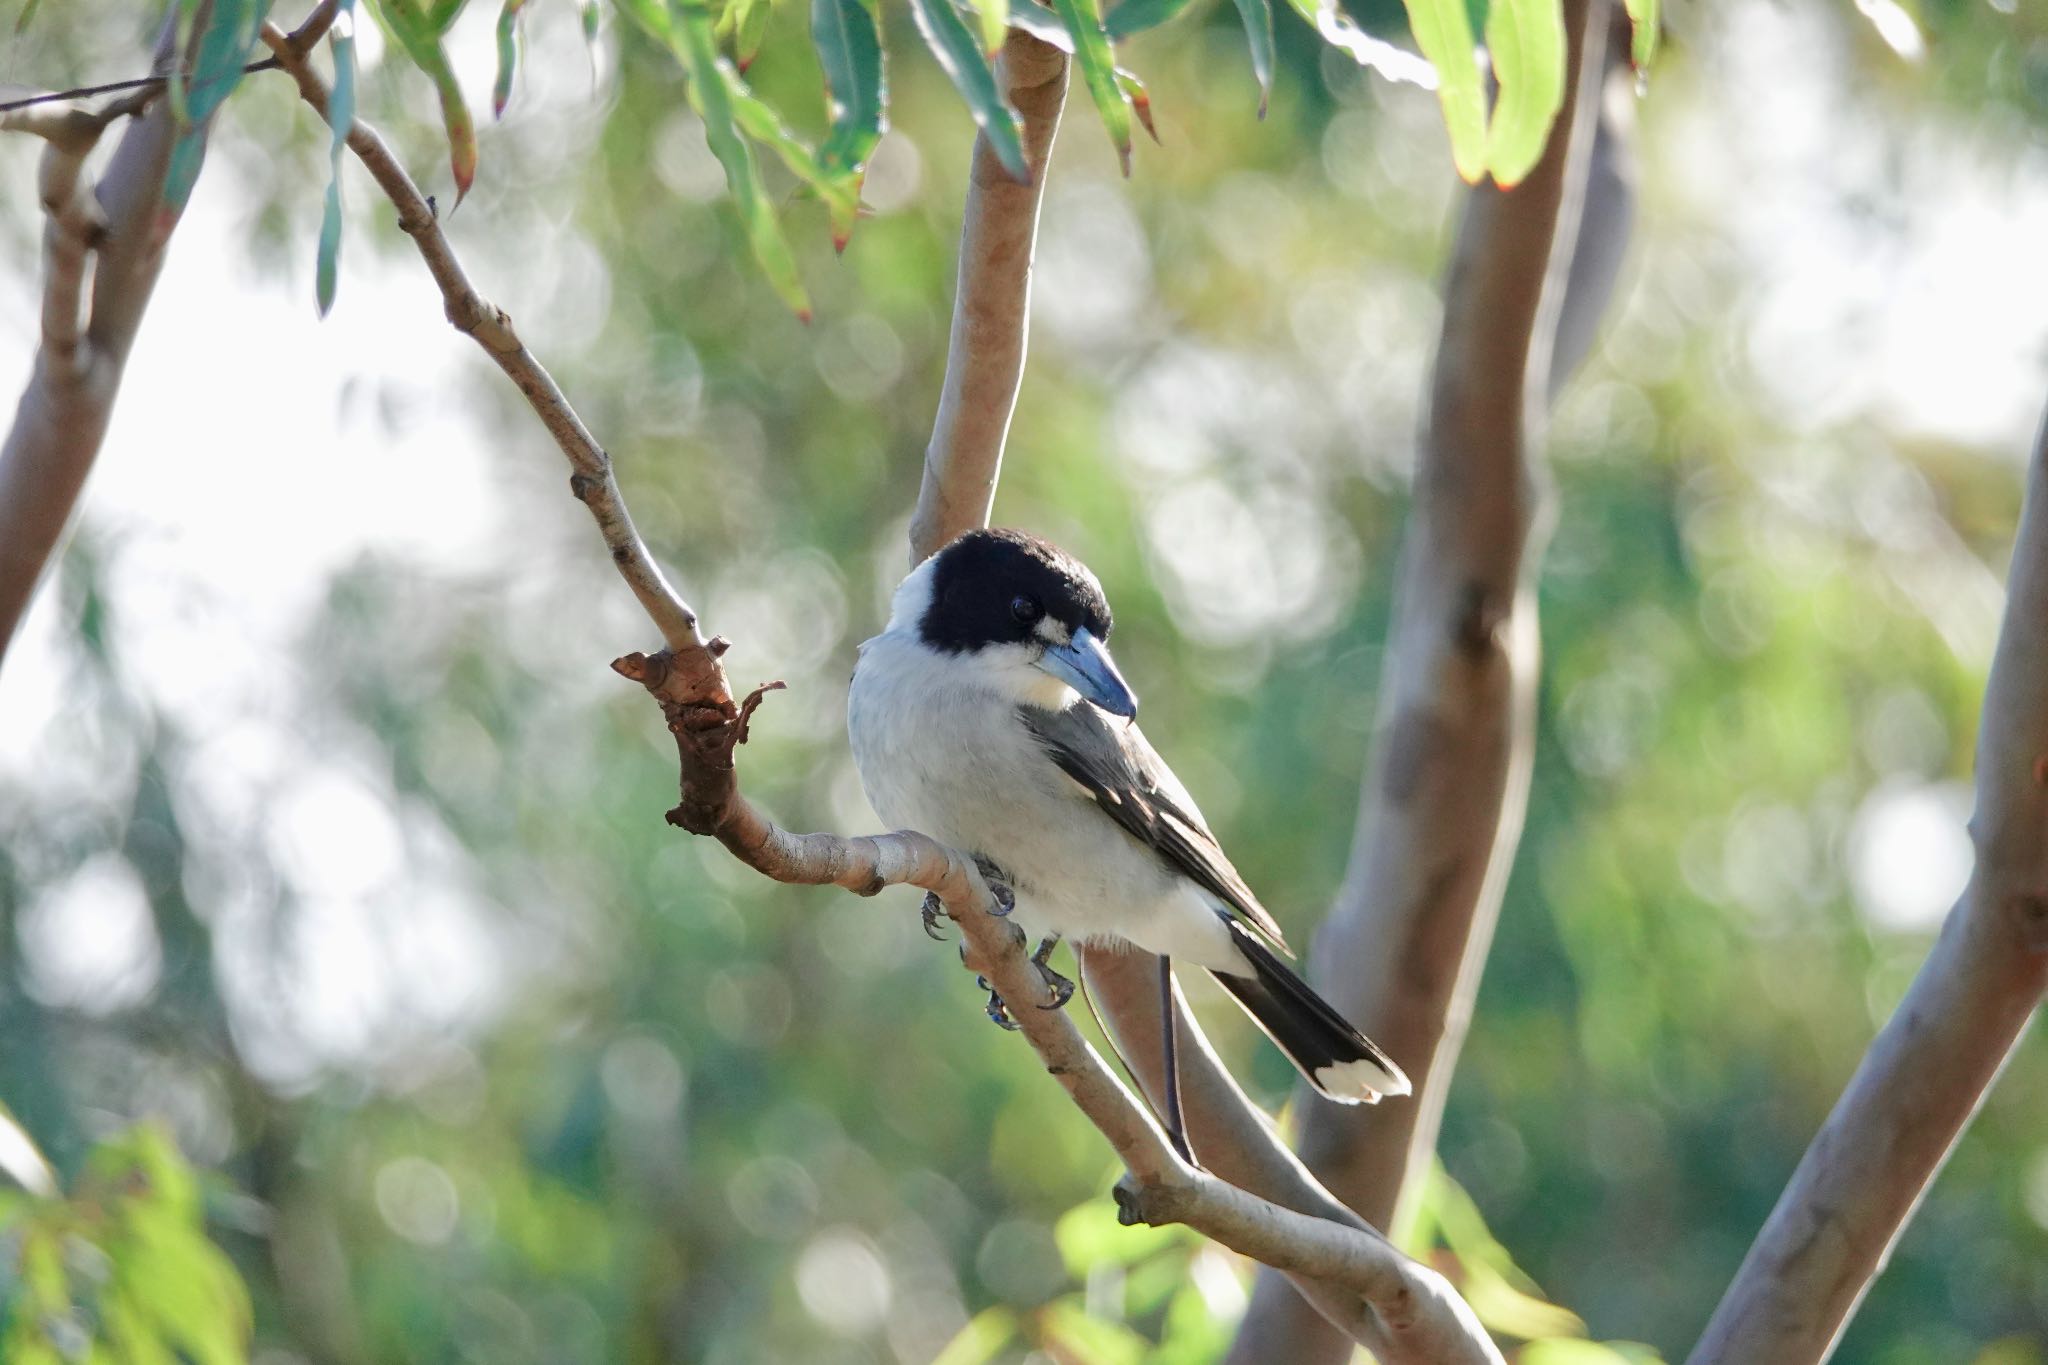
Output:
top-left (1010, 595), bottom-right (1040, 624)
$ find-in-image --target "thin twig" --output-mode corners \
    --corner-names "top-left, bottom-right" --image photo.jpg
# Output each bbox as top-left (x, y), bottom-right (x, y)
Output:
top-left (0, 56), bottom-right (280, 115)
top-left (258, 20), bottom-right (711, 667)
top-left (1688, 406), bottom-right (2048, 1363)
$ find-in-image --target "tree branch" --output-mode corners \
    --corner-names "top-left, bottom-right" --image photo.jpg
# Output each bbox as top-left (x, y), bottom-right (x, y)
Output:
top-left (262, 28), bottom-right (1501, 1357)
top-left (1229, 2), bottom-right (1612, 1358)
top-left (0, 3), bottom-right (343, 669)
top-left (1687, 406), bottom-right (2048, 1363)
top-left (906, 28), bottom-right (1068, 566)
top-left (258, 20), bottom-right (710, 666)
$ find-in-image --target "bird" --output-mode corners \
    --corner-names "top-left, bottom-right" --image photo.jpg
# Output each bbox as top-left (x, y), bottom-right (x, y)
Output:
top-left (847, 527), bottom-right (1409, 1150)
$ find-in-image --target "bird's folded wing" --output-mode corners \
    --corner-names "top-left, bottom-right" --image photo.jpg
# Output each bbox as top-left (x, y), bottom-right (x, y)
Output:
top-left (1018, 703), bottom-right (1291, 953)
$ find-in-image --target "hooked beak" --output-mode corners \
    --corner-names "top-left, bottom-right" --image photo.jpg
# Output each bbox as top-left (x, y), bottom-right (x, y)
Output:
top-left (1036, 627), bottom-right (1139, 719)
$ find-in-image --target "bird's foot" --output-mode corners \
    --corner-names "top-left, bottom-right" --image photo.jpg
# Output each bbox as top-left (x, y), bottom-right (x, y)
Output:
top-left (974, 975), bottom-right (1022, 1031)
top-left (973, 857), bottom-right (1016, 917)
top-left (920, 892), bottom-right (949, 941)
top-left (1031, 936), bottom-right (1074, 1010)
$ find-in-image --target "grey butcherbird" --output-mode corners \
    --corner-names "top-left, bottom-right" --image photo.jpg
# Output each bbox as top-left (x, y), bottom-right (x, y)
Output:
top-left (848, 529), bottom-right (1409, 1155)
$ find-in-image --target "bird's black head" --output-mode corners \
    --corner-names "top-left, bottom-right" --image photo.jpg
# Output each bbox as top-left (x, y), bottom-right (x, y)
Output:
top-left (918, 528), bottom-right (1114, 655)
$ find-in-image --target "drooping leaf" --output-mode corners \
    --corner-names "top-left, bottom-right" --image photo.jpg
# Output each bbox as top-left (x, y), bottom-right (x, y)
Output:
top-left (1228, 0), bottom-right (1275, 116)
top-left (1398, 0), bottom-right (1487, 182)
top-left (1115, 66), bottom-right (1157, 143)
top-left (724, 68), bottom-right (861, 242)
top-left (317, 2), bottom-right (357, 315)
top-left (163, 0), bottom-right (276, 214)
top-left (1623, 0), bottom-right (1656, 67)
top-left (969, 0), bottom-right (1005, 54)
top-left (1482, 0), bottom-right (1565, 187)
top-left (1099, 0), bottom-right (1192, 40)
top-left (812, 0), bottom-right (885, 176)
top-left (734, 0), bottom-right (775, 67)
top-left (493, 0), bottom-right (530, 117)
top-left (668, 0), bottom-right (811, 315)
top-left (906, 0), bottom-right (1027, 180)
top-left (376, 0), bottom-right (478, 201)
top-left (1049, 0), bottom-right (1129, 175)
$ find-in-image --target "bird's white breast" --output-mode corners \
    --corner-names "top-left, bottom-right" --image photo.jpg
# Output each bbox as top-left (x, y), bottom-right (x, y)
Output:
top-left (847, 630), bottom-right (1239, 969)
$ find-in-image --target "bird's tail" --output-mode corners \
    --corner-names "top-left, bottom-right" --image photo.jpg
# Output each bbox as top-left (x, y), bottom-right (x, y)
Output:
top-left (1209, 918), bottom-right (1410, 1105)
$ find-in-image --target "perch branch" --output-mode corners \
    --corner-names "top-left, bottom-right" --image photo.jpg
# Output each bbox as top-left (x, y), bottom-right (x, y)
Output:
top-left (906, 28), bottom-right (1068, 566)
top-left (1688, 405), bottom-right (2048, 1364)
top-left (258, 21), bottom-right (710, 668)
top-left (1232, 1), bottom-right (1612, 1358)
top-left (265, 25), bottom-right (1500, 1358)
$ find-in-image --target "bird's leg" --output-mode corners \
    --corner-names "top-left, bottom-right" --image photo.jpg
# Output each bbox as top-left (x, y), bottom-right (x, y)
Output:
top-left (919, 892), bottom-right (949, 941)
top-left (1031, 936), bottom-right (1074, 1010)
top-left (1159, 955), bottom-right (1193, 1165)
top-left (972, 856), bottom-right (1016, 917)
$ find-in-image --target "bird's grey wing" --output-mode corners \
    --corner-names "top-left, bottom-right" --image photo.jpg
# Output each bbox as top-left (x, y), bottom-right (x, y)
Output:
top-left (1019, 703), bottom-right (1291, 953)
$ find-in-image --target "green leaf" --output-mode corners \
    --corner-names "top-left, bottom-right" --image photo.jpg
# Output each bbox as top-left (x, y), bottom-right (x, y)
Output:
top-left (1040, 1299), bottom-right (1151, 1365)
top-left (1049, 0), bottom-right (1129, 175)
top-left (969, 0), bottom-right (1005, 54)
top-left (1481, 0), bottom-right (1565, 187)
top-left (1115, 66), bottom-right (1157, 143)
top-left (376, 0), bottom-right (478, 201)
top-left (427, 0), bottom-right (470, 29)
top-left (14, 0), bottom-right (43, 32)
top-left (493, 0), bottom-right (530, 117)
top-left (580, 0), bottom-right (601, 41)
top-left (1100, 0), bottom-right (1192, 40)
top-left (317, 3), bottom-right (357, 315)
top-left (1623, 0), bottom-right (1656, 68)
top-left (907, 0), bottom-right (1027, 180)
top-left (669, 0), bottom-right (811, 316)
top-left (164, 0), bottom-right (277, 213)
top-left (1228, 0), bottom-right (1274, 116)
top-left (734, 0), bottom-right (775, 67)
top-left (724, 69), bottom-right (861, 242)
top-left (1398, 0), bottom-right (1487, 182)
top-left (812, 0), bottom-right (885, 175)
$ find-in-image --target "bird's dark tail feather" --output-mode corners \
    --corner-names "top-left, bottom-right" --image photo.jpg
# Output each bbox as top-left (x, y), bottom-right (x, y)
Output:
top-left (1210, 918), bottom-right (1411, 1105)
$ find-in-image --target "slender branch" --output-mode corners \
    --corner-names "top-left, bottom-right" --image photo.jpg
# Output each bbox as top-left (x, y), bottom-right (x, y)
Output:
top-left (1688, 407), bottom-right (2048, 1363)
top-left (258, 21), bottom-right (710, 667)
top-left (906, 28), bottom-right (1068, 566)
top-left (258, 30), bottom-right (1499, 1356)
top-left (1230, 3), bottom-right (1610, 1358)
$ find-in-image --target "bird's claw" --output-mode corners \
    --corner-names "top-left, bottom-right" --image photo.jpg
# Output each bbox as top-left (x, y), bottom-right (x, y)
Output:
top-left (973, 857), bottom-right (1016, 917)
top-left (975, 976), bottom-right (1021, 1031)
top-left (1031, 936), bottom-right (1074, 1010)
top-left (920, 892), bottom-right (949, 940)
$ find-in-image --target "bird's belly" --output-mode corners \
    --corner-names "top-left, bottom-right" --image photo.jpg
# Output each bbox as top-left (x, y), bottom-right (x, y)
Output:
top-left (848, 650), bottom-right (1237, 969)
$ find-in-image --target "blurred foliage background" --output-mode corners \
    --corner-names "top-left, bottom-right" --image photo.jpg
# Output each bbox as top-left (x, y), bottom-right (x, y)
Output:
top-left (4, 0), bottom-right (2048, 1361)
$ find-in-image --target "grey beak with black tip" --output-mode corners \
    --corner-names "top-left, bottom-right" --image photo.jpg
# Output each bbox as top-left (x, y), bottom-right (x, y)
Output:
top-left (1036, 628), bottom-right (1138, 719)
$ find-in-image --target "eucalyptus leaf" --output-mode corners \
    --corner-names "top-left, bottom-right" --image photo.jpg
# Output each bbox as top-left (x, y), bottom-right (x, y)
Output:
top-left (1482, 0), bottom-right (1564, 187)
top-left (317, 2), bottom-right (356, 315)
top-left (906, 0), bottom-right (1028, 180)
top-left (669, 0), bottom-right (812, 315)
top-left (1623, 0), bottom-right (1656, 67)
top-left (493, 0), bottom-right (530, 117)
top-left (1228, 0), bottom-right (1274, 116)
top-left (1048, 0), bottom-right (1129, 174)
top-left (813, 0), bottom-right (885, 178)
top-left (1398, 0), bottom-right (1487, 182)
top-left (1099, 0), bottom-right (1191, 41)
